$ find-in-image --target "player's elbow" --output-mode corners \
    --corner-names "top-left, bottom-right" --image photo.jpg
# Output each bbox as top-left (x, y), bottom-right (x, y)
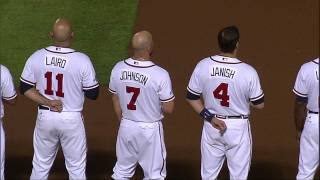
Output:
top-left (162, 100), bottom-right (175, 114)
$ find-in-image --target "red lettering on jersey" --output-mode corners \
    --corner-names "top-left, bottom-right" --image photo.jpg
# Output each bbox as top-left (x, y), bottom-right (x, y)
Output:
top-left (213, 83), bottom-right (230, 107)
top-left (126, 86), bottom-right (140, 110)
top-left (44, 71), bottom-right (65, 97)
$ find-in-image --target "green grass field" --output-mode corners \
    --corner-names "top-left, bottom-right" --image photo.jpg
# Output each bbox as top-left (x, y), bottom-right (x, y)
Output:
top-left (0, 0), bottom-right (138, 84)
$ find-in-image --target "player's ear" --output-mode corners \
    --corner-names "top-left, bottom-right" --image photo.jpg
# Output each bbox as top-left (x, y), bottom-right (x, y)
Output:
top-left (70, 32), bottom-right (74, 39)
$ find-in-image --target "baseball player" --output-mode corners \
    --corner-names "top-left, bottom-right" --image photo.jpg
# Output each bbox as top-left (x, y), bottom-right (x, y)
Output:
top-left (0, 65), bottom-right (17, 179)
top-left (20, 18), bottom-right (99, 179)
top-left (108, 31), bottom-right (175, 180)
top-left (293, 57), bottom-right (319, 179)
top-left (186, 26), bottom-right (264, 180)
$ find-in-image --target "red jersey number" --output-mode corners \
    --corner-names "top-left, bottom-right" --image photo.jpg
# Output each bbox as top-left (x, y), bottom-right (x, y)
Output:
top-left (44, 71), bottom-right (65, 97)
top-left (126, 86), bottom-right (140, 110)
top-left (213, 83), bottom-right (229, 107)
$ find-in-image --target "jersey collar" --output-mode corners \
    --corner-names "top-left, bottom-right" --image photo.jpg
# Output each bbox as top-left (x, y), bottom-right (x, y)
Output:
top-left (312, 58), bottom-right (319, 64)
top-left (45, 46), bottom-right (76, 54)
top-left (124, 58), bottom-right (156, 68)
top-left (210, 55), bottom-right (242, 64)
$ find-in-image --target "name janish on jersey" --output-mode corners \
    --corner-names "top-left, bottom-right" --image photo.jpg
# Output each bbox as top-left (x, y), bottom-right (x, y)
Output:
top-left (45, 56), bottom-right (67, 68)
top-left (120, 70), bottom-right (149, 86)
top-left (210, 65), bottom-right (237, 79)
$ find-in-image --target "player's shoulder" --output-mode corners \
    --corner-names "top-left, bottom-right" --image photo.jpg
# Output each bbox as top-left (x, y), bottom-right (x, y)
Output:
top-left (300, 57), bottom-right (319, 70)
top-left (0, 64), bottom-right (10, 75)
top-left (198, 57), bottom-right (212, 66)
top-left (239, 61), bottom-right (257, 72)
top-left (111, 59), bottom-right (126, 71)
top-left (152, 63), bottom-right (170, 76)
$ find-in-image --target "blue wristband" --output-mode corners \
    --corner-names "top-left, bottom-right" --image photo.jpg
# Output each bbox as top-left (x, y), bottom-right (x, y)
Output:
top-left (200, 108), bottom-right (213, 122)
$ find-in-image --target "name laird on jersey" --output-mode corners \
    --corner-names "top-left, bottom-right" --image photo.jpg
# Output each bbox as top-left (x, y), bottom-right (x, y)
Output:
top-left (45, 56), bottom-right (67, 68)
top-left (210, 65), bottom-right (237, 79)
top-left (120, 70), bottom-right (149, 85)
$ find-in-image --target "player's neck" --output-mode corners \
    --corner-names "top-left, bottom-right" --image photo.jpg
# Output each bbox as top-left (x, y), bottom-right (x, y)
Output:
top-left (132, 52), bottom-right (150, 61)
top-left (219, 52), bottom-right (237, 58)
top-left (53, 42), bottom-right (72, 48)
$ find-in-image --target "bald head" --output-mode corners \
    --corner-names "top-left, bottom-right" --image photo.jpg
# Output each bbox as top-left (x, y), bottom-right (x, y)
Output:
top-left (132, 31), bottom-right (153, 52)
top-left (51, 18), bottom-right (73, 43)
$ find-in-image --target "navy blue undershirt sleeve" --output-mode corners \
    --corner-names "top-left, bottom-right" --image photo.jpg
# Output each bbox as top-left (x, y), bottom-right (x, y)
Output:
top-left (186, 91), bottom-right (201, 100)
top-left (84, 86), bottom-right (99, 100)
top-left (20, 81), bottom-right (34, 95)
top-left (251, 96), bottom-right (264, 105)
top-left (295, 95), bottom-right (308, 103)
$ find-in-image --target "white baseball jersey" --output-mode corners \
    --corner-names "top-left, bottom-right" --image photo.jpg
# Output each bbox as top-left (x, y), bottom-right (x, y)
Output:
top-left (20, 46), bottom-right (99, 111)
top-left (188, 55), bottom-right (264, 116)
top-left (108, 58), bottom-right (175, 122)
top-left (0, 65), bottom-right (17, 119)
top-left (293, 58), bottom-right (319, 112)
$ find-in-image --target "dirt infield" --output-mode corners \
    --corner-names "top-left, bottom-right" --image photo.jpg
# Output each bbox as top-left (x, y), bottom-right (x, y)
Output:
top-left (3, 0), bottom-right (319, 179)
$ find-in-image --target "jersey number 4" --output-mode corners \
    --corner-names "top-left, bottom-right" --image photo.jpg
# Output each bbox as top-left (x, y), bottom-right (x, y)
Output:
top-left (213, 83), bottom-right (230, 107)
top-left (126, 86), bottom-right (140, 110)
top-left (44, 71), bottom-right (64, 97)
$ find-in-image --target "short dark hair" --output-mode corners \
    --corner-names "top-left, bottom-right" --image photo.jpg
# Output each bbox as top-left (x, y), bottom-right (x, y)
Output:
top-left (218, 26), bottom-right (240, 53)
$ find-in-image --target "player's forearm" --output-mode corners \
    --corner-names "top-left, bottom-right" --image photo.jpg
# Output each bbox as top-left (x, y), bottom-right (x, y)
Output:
top-left (294, 101), bottom-right (307, 132)
top-left (186, 99), bottom-right (204, 114)
top-left (24, 88), bottom-right (51, 106)
top-left (161, 100), bottom-right (175, 114)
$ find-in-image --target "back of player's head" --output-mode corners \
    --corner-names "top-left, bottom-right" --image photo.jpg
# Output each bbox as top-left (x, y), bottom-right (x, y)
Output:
top-left (218, 26), bottom-right (240, 53)
top-left (132, 31), bottom-right (153, 52)
top-left (51, 18), bottom-right (73, 43)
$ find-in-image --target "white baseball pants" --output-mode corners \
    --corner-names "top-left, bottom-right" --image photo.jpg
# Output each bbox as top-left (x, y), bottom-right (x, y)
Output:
top-left (112, 119), bottom-right (166, 180)
top-left (201, 119), bottom-right (252, 180)
top-left (297, 113), bottom-right (319, 180)
top-left (30, 110), bottom-right (87, 180)
top-left (0, 120), bottom-right (5, 180)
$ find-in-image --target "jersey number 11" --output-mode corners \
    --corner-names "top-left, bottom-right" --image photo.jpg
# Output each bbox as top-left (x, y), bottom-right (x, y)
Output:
top-left (44, 71), bottom-right (64, 97)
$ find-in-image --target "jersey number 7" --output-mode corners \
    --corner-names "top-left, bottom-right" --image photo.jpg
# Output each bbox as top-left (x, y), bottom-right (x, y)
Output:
top-left (213, 83), bottom-right (229, 107)
top-left (126, 86), bottom-right (140, 110)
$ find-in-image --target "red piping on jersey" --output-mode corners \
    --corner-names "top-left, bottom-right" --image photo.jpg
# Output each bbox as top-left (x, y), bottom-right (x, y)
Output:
top-left (2, 93), bottom-right (17, 100)
top-left (160, 95), bottom-right (175, 102)
top-left (124, 60), bottom-right (156, 68)
top-left (187, 86), bottom-right (201, 95)
top-left (44, 48), bottom-right (76, 54)
top-left (108, 88), bottom-right (116, 93)
top-left (210, 56), bottom-right (242, 64)
top-left (293, 88), bottom-right (308, 97)
top-left (20, 77), bottom-right (36, 85)
top-left (83, 83), bottom-right (99, 90)
top-left (249, 93), bottom-right (264, 101)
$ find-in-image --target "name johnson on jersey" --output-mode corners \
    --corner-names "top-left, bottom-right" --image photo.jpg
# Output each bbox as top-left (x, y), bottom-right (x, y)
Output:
top-left (120, 70), bottom-right (149, 86)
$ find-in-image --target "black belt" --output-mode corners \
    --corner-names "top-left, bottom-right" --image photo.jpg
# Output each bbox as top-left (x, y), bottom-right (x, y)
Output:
top-left (308, 110), bottom-right (319, 114)
top-left (38, 105), bottom-right (50, 110)
top-left (213, 114), bottom-right (248, 119)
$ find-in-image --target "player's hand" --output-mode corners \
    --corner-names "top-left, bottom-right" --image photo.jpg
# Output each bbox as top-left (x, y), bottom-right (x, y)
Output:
top-left (48, 100), bottom-right (63, 112)
top-left (211, 118), bottom-right (227, 133)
